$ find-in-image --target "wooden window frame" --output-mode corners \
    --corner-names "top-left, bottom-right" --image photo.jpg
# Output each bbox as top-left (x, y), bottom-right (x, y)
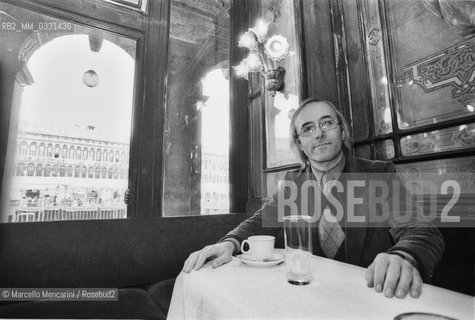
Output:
top-left (0, 0), bottom-right (251, 219)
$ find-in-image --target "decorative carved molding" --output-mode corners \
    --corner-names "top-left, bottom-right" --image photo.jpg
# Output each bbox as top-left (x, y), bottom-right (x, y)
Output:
top-left (18, 32), bottom-right (44, 63)
top-left (367, 27), bottom-right (381, 46)
top-left (422, 0), bottom-right (475, 38)
top-left (397, 38), bottom-right (475, 102)
top-left (213, 0), bottom-right (231, 17)
top-left (124, 187), bottom-right (136, 206)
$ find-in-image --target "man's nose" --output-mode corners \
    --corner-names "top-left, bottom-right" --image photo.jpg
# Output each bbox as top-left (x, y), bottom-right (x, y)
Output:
top-left (314, 126), bottom-right (325, 138)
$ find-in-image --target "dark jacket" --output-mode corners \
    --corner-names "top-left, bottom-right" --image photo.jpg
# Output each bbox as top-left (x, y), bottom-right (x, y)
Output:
top-left (223, 154), bottom-right (445, 282)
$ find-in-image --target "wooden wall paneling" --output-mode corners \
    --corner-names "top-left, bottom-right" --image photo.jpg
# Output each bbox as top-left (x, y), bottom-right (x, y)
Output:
top-left (300, 0), bottom-right (338, 103)
top-left (329, 0), bottom-right (352, 128)
top-left (340, 0), bottom-right (372, 143)
top-left (229, 0), bottom-right (250, 213)
top-left (378, 0), bottom-right (402, 160)
top-left (294, 0), bottom-right (308, 100)
top-left (248, 73), bottom-right (265, 201)
top-left (135, 0), bottom-right (170, 216)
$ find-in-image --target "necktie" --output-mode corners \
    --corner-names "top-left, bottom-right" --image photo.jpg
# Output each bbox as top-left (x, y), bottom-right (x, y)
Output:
top-left (318, 174), bottom-right (345, 259)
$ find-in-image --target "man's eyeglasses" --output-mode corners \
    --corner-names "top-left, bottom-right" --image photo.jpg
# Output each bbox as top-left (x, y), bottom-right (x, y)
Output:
top-left (297, 118), bottom-right (339, 137)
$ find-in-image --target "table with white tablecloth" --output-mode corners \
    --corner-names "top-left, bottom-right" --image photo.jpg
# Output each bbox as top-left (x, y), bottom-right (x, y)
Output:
top-left (168, 249), bottom-right (473, 319)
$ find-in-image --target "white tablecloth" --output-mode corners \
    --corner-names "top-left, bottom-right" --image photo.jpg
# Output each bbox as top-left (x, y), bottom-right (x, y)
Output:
top-left (168, 250), bottom-right (473, 319)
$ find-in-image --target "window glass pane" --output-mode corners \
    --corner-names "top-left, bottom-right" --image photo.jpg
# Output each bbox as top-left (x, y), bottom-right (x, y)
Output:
top-left (396, 156), bottom-right (475, 218)
top-left (384, 0), bottom-right (473, 129)
top-left (262, 0), bottom-right (301, 168)
top-left (0, 6), bottom-right (136, 223)
top-left (163, 0), bottom-right (230, 216)
top-left (400, 123), bottom-right (475, 157)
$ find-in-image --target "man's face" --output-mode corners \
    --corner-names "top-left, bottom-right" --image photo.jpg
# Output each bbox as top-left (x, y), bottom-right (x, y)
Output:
top-left (295, 102), bottom-right (344, 164)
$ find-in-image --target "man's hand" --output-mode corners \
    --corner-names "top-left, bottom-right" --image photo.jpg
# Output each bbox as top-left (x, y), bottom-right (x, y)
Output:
top-left (365, 252), bottom-right (422, 298)
top-left (182, 241), bottom-right (235, 273)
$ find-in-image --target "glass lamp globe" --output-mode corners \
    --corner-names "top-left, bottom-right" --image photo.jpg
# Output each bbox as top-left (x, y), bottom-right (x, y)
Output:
top-left (83, 69), bottom-right (99, 88)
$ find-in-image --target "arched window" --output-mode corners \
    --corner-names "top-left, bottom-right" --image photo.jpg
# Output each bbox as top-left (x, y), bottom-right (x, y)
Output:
top-left (113, 168), bottom-right (119, 179)
top-left (19, 142), bottom-right (28, 155)
top-left (47, 144), bottom-right (53, 157)
top-left (44, 165), bottom-right (51, 177)
top-left (69, 146), bottom-right (75, 159)
top-left (109, 150), bottom-right (114, 162)
top-left (76, 147), bottom-right (82, 160)
top-left (96, 148), bottom-right (101, 161)
top-left (101, 167), bottom-right (107, 179)
top-left (103, 149), bottom-right (108, 162)
top-left (121, 151), bottom-right (126, 163)
top-left (67, 165), bottom-right (73, 177)
top-left (89, 149), bottom-right (95, 161)
top-left (88, 167), bottom-right (94, 178)
top-left (29, 142), bottom-right (37, 156)
top-left (108, 168), bottom-right (113, 179)
top-left (54, 144), bottom-right (60, 158)
top-left (95, 167), bottom-right (101, 179)
top-left (83, 148), bottom-right (88, 160)
top-left (16, 163), bottom-right (26, 176)
top-left (52, 165), bottom-right (59, 177)
top-left (38, 143), bottom-right (46, 157)
top-left (81, 166), bottom-right (87, 178)
top-left (36, 164), bottom-right (43, 177)
top-left (62, 145), bottom-right (68, 158)
top-left (74, 166), bottom-right (80, 178)
top-left (120, 169), bottom-right (125, 179)
top-left (59, 165), bottom-right (66, 177)
top-left (27, 163), bottom-right (35, 176)
top-left (115, 151), bottom-right (120, 162)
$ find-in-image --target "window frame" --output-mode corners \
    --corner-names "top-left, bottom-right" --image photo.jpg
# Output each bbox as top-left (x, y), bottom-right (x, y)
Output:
top-left (0, 0), bottom-right (251, 220)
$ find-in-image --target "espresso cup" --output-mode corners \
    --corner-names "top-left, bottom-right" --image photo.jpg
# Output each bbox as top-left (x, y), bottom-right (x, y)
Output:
top-left (240, 235), bottom-right (275, 260)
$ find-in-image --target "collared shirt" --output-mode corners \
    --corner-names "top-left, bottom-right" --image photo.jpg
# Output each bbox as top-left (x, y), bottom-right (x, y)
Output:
top-left (310, 154), bottom-right (346, 192)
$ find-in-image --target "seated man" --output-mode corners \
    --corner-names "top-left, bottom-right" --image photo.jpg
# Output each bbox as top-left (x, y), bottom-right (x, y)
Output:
top-left (183, 99), bottom-right (444, 299)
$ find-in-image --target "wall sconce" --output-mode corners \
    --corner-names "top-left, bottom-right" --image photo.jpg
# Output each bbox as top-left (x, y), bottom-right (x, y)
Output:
top-left (233, 20), bottom-right (293, 97)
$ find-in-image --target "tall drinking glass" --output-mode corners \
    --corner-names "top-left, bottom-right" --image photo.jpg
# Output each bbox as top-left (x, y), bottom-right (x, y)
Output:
top-left (284, 215), bottom-right (313, 285)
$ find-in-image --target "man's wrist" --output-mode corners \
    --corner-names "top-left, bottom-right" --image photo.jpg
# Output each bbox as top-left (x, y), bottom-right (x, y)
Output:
top-left (389, 250), bottom-right (418, 269)
top-left (222, 238), bottom-right (239, 255)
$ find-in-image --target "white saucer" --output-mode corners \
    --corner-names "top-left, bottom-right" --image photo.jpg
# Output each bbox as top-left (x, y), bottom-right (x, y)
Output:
top-left (239, 253), bottom-right (285, 268)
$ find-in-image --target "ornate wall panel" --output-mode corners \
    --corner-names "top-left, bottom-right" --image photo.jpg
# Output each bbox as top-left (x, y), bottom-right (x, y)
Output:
top-left (401, 123), bottom-right (475, 156)
top-left (396, 156), bottom-right (475, 223)
top-left (384, 0), bottom-right (475, 129)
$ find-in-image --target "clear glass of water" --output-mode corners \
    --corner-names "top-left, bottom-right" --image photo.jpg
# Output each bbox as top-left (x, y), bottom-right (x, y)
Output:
top-left (284, 215), bottom-right (313, 285)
